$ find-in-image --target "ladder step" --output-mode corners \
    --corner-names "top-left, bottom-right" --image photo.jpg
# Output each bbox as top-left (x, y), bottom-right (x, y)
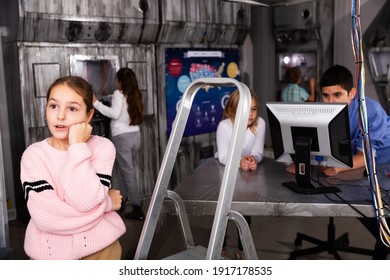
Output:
top-left (163, 245), bottom-right (229, 260)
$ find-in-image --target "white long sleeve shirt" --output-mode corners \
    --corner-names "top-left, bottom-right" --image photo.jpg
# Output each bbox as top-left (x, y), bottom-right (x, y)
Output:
top-left (215, 117), bottom-right (266, 165)
top-left (93, 89), bottom-right (139, 136)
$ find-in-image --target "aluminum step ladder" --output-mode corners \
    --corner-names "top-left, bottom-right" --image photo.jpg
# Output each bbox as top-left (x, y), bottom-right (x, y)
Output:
top-left (134, 78), bottom-right (258, 260)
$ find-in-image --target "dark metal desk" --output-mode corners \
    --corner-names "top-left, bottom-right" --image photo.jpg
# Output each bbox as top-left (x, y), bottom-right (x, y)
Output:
top-left (173, 158), bottom-right (390, 218)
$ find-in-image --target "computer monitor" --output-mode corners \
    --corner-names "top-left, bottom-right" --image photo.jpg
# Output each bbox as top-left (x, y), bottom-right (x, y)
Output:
top-left (266, 102), bottom-right (353, 195)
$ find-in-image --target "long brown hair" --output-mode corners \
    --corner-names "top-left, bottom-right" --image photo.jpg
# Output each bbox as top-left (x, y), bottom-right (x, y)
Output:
top-left (223, 88), bottom-right (259, 133)
top-left (117, 68), bottom-right (144, 125)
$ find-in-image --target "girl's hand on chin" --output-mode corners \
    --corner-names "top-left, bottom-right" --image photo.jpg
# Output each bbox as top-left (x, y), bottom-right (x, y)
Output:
top-left (68, 122), bottom-right (92, 145)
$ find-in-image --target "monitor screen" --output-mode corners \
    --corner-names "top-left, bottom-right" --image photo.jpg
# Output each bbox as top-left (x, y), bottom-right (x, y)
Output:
top-left (266, 102), bottom-right (353, 194)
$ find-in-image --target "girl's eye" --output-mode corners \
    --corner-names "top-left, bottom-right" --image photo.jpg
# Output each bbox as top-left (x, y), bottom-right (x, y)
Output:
top-left (69, 107), bottom-right (78, 112)
top-left (49, 104), bottom-right (57, 109)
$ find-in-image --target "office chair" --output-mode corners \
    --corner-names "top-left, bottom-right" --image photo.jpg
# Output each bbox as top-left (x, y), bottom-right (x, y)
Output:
top-left (289, 217), bottom-right (375, 259)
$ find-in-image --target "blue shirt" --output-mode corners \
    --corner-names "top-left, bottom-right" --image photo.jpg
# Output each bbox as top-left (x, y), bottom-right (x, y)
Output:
top-left (281, 84), bottom-right (310, 102)
top-left (349, 96), bottom-right (390, 164)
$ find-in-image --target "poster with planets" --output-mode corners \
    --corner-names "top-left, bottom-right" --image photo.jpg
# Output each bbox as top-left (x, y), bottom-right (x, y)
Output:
top-left (165, 48), bottom-right (240, 137)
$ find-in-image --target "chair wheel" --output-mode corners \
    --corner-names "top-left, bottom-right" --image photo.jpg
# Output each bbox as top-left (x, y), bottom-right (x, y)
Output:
top-left (294, 238), bottom-right (302, 247)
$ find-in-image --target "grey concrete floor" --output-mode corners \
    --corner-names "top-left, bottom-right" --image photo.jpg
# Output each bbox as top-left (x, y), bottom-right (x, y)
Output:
top-left (148, 215), bottom-right (379, 260)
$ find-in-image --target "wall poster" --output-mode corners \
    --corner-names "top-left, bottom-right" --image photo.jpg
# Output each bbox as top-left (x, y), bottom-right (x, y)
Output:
top-left (165, 48), bottom-right (240, 137)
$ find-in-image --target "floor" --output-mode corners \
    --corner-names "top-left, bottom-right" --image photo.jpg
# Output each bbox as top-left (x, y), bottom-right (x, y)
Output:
top-left (7, 203), bottom-right (382, 260)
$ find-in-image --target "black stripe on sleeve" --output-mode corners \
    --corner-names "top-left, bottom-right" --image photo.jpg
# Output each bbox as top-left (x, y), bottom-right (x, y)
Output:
top-left (22, 180), bottom-right (54, 202)
top-left (96, 173), bottom-right (111, 188)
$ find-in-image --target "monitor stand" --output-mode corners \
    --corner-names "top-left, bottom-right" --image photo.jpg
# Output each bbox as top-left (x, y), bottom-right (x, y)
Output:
top-left (282, 136), bottom-right (341, 195)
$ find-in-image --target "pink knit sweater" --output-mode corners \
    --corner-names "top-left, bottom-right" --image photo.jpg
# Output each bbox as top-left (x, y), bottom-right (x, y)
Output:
top-left (20, 136), bottom-right (126, 260)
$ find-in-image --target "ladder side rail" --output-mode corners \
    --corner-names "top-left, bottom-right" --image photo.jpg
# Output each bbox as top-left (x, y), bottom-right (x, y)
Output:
top-left (166, 190), bottom-right (195, 249)
top-left (206, 82), bottom-right (251, 259)
top-left (229, 210), bottom-right (258, 260)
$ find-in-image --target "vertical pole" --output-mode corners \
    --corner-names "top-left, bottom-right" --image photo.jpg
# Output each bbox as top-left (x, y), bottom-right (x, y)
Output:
top-left (0, 34), bottom-right (10, 248)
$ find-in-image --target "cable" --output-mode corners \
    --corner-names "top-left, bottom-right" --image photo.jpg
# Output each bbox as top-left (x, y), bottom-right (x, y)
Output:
top-left (311, 174), bottom-right (369, 217)
top-left (350, 0), bottom-right (390, 247)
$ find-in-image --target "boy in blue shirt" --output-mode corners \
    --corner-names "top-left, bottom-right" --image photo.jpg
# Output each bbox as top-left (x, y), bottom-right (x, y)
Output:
top-left (320, 65), bottom-right (390, 259)
top-left (286, 65), bottom-right (390, 175)
top-left (320, 65), bottom-right (390, 176)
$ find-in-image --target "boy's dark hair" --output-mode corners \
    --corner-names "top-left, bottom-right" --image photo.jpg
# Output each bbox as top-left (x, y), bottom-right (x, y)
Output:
top-left (320, 65), bottom-right (354, 92)
top-left (285, 67), bottom-right (301, 83)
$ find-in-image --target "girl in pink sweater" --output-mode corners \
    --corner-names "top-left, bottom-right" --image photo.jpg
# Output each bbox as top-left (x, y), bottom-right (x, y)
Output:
top-left (20, 76), bottom-right (126, 260)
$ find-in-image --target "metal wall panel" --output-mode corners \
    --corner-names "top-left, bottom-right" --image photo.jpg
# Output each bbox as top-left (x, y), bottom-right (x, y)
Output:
top-left (18, 0), bottom-right (159, 43)
top-left (158, 0), bottom-right (250, 45)
top-left (273, 1), bottom-right (318, 29)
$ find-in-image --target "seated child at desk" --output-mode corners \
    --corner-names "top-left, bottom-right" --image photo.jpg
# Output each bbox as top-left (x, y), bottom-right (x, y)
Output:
top-left (215, 89), bottom-right (266, 259)
top-left (287, 64), bottom-right (390, 259)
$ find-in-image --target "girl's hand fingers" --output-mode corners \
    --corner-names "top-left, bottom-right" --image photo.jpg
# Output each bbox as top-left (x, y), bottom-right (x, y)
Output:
top-left (69, 122), bottom-right (92, 145)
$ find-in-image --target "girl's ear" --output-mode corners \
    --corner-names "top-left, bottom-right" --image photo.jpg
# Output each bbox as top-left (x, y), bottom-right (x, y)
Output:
top-left (86, 109), bottom-right (94, 123)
